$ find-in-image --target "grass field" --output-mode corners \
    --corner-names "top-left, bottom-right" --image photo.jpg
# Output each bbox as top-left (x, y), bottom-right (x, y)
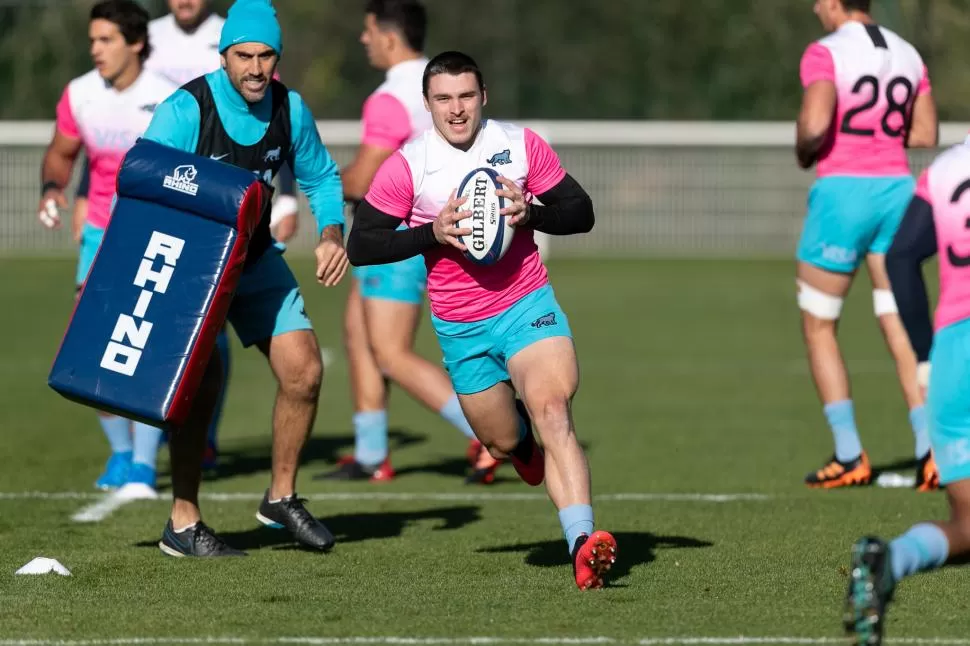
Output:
top-left (0, 255), bottom-right (967, 644)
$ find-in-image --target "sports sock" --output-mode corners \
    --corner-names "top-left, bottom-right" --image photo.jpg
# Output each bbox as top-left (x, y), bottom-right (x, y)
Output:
top-left (909, 406), bottom-right (930, 459)
top-left (559, 504), bottom-right (594, 554)
top-left (889, 523), bottom-right (949, 581)
top-left (824, 400), bottom-right (862, 462)
top-left (354, 410), bottom-right (388, 467)
top-left (99, 415), bottom-right (133, 454)
top-left (439, 394), bottom-right (476, 439)
top-left (131, 422), bottom-right (163, 470)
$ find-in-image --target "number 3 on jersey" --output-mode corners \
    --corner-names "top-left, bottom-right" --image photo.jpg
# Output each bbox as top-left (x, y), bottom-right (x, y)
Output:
top-left (840, 75), bottom-right (914, 137)
top-left (948, 179), bottom-right (970, 268)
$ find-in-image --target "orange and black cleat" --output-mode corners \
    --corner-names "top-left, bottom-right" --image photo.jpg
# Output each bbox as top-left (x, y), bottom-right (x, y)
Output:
top-left (509, 399), bottom-right (544, 486)
top-left (572, 530), bottom-right (617, 590)
top-left (466, 441), bottom-right (502, 485)
top-left (805, 452), bottom-right (872, 489)
top-left (914, 450), bottom-right (940, 492)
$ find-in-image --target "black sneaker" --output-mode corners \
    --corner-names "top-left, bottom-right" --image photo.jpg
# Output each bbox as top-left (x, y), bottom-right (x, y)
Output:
top-left (256, 491), bottom-right (335, 552)
top-left (843, 537), bottom-right (895, 646)
top-left (158, 519), bottom-right (246, 557)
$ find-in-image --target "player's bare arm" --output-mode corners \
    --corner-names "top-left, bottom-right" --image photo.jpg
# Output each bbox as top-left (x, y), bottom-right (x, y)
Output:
top-left (796, 81), bottom-right (836, 169)
top-left (342, 144), bottom-right (396, 202)
top-left (38, 130), bottom-right (82, 228)
top-left (500, 174), bottom-right (595, 234)
top-left (906, 93), bottom-right (939, 149)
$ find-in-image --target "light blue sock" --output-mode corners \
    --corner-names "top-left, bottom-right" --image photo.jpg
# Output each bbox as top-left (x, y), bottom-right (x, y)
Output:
top-left (131, 422), bottom-right (163, 470)
top-left (824, 400), bottom-right (862, 462)
top-left (909, 406), bottom-right (930, 459)
top-left (207, 328), bottom-right (231, 448)
top-left (439, 394), bottom-right (476, 440)
top-left (354, 410), bottom-right (388, 467)
top-left (99, 415), bottom-right (133, 454)
top-left (889, 523), bottom-right (949, 582)
top-left (559, 504), bottom-right (594, 554)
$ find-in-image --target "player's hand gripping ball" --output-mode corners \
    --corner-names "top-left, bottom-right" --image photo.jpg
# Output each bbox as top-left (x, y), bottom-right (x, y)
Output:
top-left (455, 167), bottom-right (516, 265)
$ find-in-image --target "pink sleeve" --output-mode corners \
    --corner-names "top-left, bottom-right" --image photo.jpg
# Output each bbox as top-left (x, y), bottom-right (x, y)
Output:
top-left (363, 151), bottom-right (414, 219)
top-left (800, 43), bottom-right (835, 88)
top-left (915, 169), bottom-right (931, 202)
top-left (55, 86), bottom-right (79, 139)
top-left (361, 93), bottom-right (412, 151)
top-left (524, 128), bottom-right (567, 195)
top-left (917, 64), bottom-right (931, 96)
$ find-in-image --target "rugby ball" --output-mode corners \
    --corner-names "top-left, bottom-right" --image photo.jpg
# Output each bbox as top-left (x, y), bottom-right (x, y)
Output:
top-left (455, 167), bottom-right (515, 265)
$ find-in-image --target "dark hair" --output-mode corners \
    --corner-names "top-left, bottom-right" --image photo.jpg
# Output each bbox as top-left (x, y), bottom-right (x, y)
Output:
top-left (90, 0), bottom-right (152, 63)
top-left (365, 0), bottom-right (427, 53)
top-left (840, 0), bottom-right (871, 11)
top-left (422, 51), bottom-right (485, 97)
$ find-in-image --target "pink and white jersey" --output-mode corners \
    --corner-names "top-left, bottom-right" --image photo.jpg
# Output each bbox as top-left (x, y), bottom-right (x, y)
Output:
top-left (365, 120), bottom-right (567, 323)
top-left (800, 21), bottom-right (930, 177)
top-left (144, 13), bottom-right (225, 86)
top-left (56, 70), bottom-right (176, 228)
top-left (361, 58), bottom-right (432, 150)
top-left (919, 144), bottom-right (970, 331)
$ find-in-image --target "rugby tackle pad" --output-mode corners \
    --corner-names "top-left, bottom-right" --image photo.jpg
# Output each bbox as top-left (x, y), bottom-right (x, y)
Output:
top-left (48, 138), bottom-right (270, 429)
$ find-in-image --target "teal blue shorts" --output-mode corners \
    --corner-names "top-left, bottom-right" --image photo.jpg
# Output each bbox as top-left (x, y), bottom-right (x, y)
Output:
top-left (352, 255), bottom-right (427, 305)
top-left (75, 222), bottom-right (105, 287)
top-left (796, 175), bottom-right (915, 273)
top-left (927, 318), bottom-right (970, 485)
top-left (226, 247), bottom-right (312, 347)
top-left (431, 285), bottom-right (572, 395)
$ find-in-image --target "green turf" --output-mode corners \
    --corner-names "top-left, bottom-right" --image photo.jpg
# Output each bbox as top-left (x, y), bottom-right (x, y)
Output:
top-left (0, 256), bottom-right (968, 642)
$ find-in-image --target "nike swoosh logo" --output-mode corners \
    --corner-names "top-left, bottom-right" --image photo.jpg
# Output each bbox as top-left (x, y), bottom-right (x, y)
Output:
top-left (209, 154), bottom-right (228, 161)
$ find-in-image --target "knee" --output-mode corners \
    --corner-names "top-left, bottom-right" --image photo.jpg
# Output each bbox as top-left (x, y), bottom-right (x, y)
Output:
top-left (525, 395), bottom-right (572, 440)
top-left (370, 342), bottom-right (407, 378)
top-left (485, 434), bottom-right (520, 456)
top-left (280, 354), bottom-right (323, 401)
top-left (797, 280), bottom-right (843, 331)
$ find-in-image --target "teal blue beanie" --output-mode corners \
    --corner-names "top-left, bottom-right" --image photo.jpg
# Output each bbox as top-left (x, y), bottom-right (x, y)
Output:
top-left (219, 0), bottom-right (282, 54)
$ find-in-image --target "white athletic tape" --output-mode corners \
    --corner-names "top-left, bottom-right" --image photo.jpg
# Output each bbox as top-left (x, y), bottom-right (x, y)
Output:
top-left (270, 194), bottom-right (299, 227)
top-left (917, 361), bottom-right (931, 389)
top-left (38, 199), bottom-right (59, 229)
top-left (796, 280), bottom-right (843, 320)
top-left (873, 289), bottom-right (899, 316)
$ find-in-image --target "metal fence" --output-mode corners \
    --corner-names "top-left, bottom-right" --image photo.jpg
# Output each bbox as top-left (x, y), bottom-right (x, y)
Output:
top-left (3, 121), bottom-right (966, 258)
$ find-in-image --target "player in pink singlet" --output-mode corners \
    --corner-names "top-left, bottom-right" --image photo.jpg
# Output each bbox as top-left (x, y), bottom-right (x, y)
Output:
top-left (842, 142), bottom-right (970, 645)
top-left (38, 0), bottom-right (176, 496)
top-left (315, 0), bottom-right (487, 486)
top-left (794, 0), bottom-right (939, 490)
top-left (347, 51), bottom-right (617, 590)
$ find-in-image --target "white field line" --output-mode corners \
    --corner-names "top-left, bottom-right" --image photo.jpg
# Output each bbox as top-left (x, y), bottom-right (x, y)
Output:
top-left (0, 491), bottom-right (772, 503)
top-left (0, 637), bottom-right (968, 646)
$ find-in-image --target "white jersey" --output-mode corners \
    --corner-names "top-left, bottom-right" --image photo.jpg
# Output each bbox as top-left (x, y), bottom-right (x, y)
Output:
top-left (359, 58), bottom-right (432, 152)
top-left (145, 13), bottom-right (225, 87)
top-left (56, 70), bottom-right (178, 228)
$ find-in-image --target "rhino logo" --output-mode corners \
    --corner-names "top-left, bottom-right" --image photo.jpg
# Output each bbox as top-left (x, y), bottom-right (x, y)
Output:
top-left (264, 146), bottom-right (281, 163)
top-left (162, 164), bottom-right (200, 196)
top-left (531, 312), bottom-right (557, 329)
top-left (487, 149), bottom-right (511, 166)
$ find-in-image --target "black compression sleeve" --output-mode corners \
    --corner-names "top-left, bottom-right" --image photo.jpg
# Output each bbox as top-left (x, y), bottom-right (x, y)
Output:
top-left (526, 173), bottom-right (595, 235)
top-left (346, 199), bottom-right (437, 266)
top-left (885, 195), bottom-right (938, 362)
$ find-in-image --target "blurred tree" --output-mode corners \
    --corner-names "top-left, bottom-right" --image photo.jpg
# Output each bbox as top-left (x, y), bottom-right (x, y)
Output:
top-left (3, 0), bottom-right (970, 121)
